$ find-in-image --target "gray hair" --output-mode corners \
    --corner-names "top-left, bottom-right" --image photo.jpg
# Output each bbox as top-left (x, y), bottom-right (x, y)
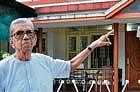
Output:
top-left (9, 18), bottom-right (34, 35)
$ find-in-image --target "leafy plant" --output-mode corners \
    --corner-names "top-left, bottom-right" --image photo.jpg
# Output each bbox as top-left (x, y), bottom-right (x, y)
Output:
top-left (0, 49), bottom-right (10, 60)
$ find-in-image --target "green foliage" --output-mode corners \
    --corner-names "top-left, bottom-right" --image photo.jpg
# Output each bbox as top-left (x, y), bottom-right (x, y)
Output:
top-left (0, 49), bottom-right (10, 60)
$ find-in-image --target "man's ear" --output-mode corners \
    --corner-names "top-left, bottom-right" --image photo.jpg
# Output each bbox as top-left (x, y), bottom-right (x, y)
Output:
top-left (10, 38), bottom-right (15, 49)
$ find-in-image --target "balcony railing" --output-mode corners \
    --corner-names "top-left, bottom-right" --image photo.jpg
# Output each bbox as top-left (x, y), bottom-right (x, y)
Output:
top-left (53, 68), bottom-right (114, 92)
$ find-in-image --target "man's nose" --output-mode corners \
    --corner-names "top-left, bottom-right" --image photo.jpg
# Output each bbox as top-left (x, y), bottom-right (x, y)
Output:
top-left (23, 33), bottom-right (29, 40)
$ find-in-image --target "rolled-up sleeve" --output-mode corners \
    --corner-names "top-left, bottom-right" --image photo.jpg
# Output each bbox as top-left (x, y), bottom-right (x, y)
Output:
top-left (50, 59), bottom-right (71, 78)
top-left (35, 54), bottom-right (71, 78)
top-left (43, 55), bottom-right (71, 78)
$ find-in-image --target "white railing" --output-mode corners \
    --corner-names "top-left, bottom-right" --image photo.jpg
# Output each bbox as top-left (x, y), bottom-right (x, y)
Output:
top-left (56, 79), bottom-right (112, 92)
top-left (122, 80), bottom-right (129, 92)
top-left (56, 80), bottom-right (64, 92)
top-left (88, 80), bottom-right (96, 92)
top-left (102, 80), bottom-right (111, 92)
top-left (72, 80), bottom-right (79, 92)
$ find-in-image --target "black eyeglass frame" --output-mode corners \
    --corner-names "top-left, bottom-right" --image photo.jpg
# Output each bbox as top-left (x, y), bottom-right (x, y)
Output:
top-left (11, 30), bottom-right (36, 39)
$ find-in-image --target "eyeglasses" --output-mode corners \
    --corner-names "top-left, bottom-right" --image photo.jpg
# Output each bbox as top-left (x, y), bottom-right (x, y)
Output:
top-left (11, 30), bottom-right (35, 39)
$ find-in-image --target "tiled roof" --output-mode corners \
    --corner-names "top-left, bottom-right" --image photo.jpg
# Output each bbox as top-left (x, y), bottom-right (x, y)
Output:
top-left (36, 1), bottom-right (118, 14)
top-left (23, 0), bottom-right (119, 14)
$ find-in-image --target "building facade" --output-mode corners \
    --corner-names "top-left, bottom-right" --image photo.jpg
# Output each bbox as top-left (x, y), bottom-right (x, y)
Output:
top-left (12, 0), bottom-right (140, 91)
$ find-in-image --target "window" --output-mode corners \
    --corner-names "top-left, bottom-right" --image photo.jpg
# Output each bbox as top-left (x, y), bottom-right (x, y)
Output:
top-left (91, 35), bottom-right (113, 68)
top-left (66, 25), bottom-right (113, 68)
top-left (68, 36), bottom-right (77, 59)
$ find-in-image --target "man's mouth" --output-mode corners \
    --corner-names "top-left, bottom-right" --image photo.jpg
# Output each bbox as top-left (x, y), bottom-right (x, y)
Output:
top-left (22, 42), bottom-right (32, 47)
top-left (22, 41), bottom-right (31, 45)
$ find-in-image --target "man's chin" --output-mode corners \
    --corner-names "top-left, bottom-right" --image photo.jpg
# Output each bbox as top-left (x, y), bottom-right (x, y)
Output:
top-left (21, 48), bottom-right (32, 52)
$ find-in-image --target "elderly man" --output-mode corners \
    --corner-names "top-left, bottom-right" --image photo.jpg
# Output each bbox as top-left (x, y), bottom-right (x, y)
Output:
top-left (0, 18), bottom-right (112, 92)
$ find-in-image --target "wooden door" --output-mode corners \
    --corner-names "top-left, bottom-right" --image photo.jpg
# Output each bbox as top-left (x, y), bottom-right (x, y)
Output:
top-left (126, 31), bottom-right (140, 89)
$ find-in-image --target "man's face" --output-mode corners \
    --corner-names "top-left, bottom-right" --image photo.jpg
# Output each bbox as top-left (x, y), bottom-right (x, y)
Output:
top-left (10, 23), bottom-right (36, 53)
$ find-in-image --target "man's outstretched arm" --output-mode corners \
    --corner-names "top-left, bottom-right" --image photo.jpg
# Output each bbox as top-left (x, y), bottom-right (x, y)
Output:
top-left (70, 31), bottom-right (113, 71)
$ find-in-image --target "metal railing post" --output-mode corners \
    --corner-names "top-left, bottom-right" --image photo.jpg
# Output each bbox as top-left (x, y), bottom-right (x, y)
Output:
top-left (72, 80), bottom-right (79, 92)
top-left (103, 80), bottom-right (111, 92)
top-left (88, 80), bottom-right (96, 92)
top-left (57, 80), bottom-right (64, 92)
top-left (122, 80), bottom-right (129, 92)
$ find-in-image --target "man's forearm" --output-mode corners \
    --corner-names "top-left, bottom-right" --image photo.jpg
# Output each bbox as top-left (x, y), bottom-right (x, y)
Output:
top-left (70, 41), bottom-right (98, 71)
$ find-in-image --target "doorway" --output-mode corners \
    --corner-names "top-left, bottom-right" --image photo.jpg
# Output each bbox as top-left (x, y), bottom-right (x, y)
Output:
top-left (126, 31), bottom-right (140, 90)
